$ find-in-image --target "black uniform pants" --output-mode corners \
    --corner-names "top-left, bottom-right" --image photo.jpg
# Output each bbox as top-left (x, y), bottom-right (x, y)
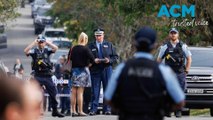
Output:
top-left (34, 76), bottom-right (58, 110)
top-left (83, 87), bottom-right (92, 113)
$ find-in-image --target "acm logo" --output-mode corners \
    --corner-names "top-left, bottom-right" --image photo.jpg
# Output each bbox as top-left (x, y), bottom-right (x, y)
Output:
top-left (157, 4), bottom-right (195, 18)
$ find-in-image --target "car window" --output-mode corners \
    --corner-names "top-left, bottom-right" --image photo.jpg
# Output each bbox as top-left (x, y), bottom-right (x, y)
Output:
top-left (45, 31), bottom-right (66, 37)
top-left (52, 41), bottom-right (71, 48)
top-left (35, 0), bottom-right (47, 5)
top-left (191, 49), bottom-right (213, 67)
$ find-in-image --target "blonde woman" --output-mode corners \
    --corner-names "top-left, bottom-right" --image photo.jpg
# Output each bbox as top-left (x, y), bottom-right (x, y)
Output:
top-left (69, 32), bottom-right (94, 116)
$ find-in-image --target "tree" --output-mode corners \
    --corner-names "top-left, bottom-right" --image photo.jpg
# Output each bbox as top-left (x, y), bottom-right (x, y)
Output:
top-left (0, 0), bottom-right (19, 24)
top-left (49, 0), bottom-right (212, 59)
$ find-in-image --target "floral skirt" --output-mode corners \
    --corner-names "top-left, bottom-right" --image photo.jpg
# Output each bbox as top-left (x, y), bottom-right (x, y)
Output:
top-left (71, 67), bottom-right (91, 87)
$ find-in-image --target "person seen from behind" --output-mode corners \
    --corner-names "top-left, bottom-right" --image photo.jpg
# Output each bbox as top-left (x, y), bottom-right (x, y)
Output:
top-left (105, 26), bottom-right (185, 120)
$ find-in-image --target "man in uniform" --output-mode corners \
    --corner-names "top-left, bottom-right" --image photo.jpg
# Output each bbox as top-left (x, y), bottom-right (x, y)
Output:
top-left (88, 28), bottom-right (118, 115)
top-left (105, 26), bottom-right (185, 120)
top-left (24, 35), bottom-right (65, 117)
top-left (157, 28), bottom-right (192, 117)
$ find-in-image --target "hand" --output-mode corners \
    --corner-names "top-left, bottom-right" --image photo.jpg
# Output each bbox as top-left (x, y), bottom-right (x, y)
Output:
top-left (184, 70), bottom-right (189, 74)
top-left (104, 57), bottom-right (110, 63)
top-left (94, 58), bottom-right (100, 64)
top-left (34, 39), bottom-right (39, 45)
top-left (45, 40), bottom-right (51, 45)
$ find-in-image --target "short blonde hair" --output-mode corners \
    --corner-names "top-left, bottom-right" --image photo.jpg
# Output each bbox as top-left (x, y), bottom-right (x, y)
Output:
top-left (78, 32), bottom-right (88, 45)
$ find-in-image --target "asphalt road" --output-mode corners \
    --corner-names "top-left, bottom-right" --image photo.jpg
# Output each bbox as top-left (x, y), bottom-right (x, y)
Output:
top-left (0, 3), bottom-right (213, 120)
top-left (0, 4), bottom-right (36, 77)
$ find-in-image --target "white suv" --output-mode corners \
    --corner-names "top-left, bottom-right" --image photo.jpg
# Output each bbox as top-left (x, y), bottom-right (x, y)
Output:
top-left (42, 27), bottom-right (70, 42)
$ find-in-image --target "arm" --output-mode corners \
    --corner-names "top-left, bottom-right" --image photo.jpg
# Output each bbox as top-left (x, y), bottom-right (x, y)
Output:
top-left (157, 45), bottom-right (167, 63)
top-left (105, 43), bottom-right (118, 64)
top-left (105, 63), bottom-right (125, 102)
top-left (159, 64), bottom-right (185, 109)
top-left (182, 44), bottom-right (192, 73)
top-left (157, 57), bottom-right (163, 63)
top-left (46, 40), bottom-right (58, 53)
top-left (87, 47), bottom-right (95, 65)
top-left (24, 39), bottom-right (37, 55)
top-left (185, 56), bottom-right (192, 73)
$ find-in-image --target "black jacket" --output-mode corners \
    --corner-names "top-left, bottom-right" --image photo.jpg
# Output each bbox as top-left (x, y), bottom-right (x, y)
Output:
top-left (88, 40), bottom-right (118, 73)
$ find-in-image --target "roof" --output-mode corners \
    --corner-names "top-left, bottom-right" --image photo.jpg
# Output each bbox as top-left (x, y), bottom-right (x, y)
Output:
top-left (44, 27), bottom-right (65, 32)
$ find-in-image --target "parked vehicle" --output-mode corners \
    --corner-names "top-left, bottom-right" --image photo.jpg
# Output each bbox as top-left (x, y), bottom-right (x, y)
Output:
top-left (42, 27), bottom-right (69, 41)
top-left (184, 47), bottom-right (213, 116)
top-left (0, 25), bottom-right (7, 49)
top-left (34, 4), bottom-right (54, 34)
top-left (31, 0), bottom-right (47, 18)
top-left (52, 40), bottom-right (72, 49)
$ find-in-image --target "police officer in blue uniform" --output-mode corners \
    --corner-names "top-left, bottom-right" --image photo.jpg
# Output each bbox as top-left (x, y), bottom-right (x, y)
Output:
top-left (88, 28), bottom-right (118, 115)
top-left (24, 35), bottom-right (65, 117)
top-left (157, 28), bottom-right (192, 117)
top-left (105, 27), bottom-right (185, 120)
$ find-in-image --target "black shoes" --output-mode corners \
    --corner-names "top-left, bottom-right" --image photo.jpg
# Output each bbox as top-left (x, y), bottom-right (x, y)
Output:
top-left (60, 109), bottom-right (65, 114)
top-left (65, 110), bottom-right (71, 116)
top-left (72, 112), bottom-right (78, 117)
top-left (89, 111), bottom-right (96, 116)
top-left (165, 112), bottom-right (172, 117)
top-left (78, 112), bottom-right (88, 116)
top-left (104, 111), bottom-right (111, 115)
top-left (52, 110), bottom-right (65, 117)
top-left (175, 111), bottom-right (182, 118)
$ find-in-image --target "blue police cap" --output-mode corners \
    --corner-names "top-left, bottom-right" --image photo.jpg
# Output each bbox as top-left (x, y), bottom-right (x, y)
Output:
top-left (135, 26), bottom-right (157, 47)
top-left (94, 28), bottom-right (104, 35)
top-left (37, 34), bottom-right (46, 42)
top-left (169, 28), bottom-right (179, 33)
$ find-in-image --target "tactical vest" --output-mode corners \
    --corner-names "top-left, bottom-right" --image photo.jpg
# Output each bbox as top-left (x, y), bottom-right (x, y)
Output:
top-left (112, 58), bottom-right (168, 117)
top-left (32, 48), bottom-right (53, 76)
top-left (163, 41), bottom-right (185, 73)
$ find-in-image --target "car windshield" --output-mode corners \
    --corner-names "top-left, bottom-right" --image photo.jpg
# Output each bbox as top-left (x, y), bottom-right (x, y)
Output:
top-left (52, 41), bottom-right (71, 49)
top-left (190, 48), bottom-right (213, 67)
top-left (37, 8), bottom-right (49, 16)
top-left (35, 0), bottom-right (47, 5)
top-left (45, 31), bottom-right (66, 37)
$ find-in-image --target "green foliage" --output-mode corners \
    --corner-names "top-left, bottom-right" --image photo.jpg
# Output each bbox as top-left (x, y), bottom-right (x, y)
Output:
top-left (0, 0), bottom-right (19, 23)
top-left (48, 0), bottom-right (212, 59)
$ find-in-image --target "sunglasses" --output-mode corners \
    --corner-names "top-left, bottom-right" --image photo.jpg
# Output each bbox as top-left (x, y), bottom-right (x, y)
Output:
top-left (38, 41), bottom-right (44, 44)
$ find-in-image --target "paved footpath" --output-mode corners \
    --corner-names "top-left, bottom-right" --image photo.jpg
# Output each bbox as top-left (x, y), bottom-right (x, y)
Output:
top-left (43, 112), bottom-right (212, 120)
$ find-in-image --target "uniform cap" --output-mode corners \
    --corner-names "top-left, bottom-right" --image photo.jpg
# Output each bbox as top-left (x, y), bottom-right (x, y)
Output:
top-left (169, 28), bottom-right (179, 33)
top-left (135, 26), bottom-right (157, 47)
top-left (37, 34), bottom-right (46, 42)
top-left (94, 28), bottom-right (104, 36)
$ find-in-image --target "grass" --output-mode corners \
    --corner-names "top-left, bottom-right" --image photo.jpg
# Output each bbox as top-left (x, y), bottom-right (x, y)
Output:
top-left (190, 109), bottom-right (210, 116)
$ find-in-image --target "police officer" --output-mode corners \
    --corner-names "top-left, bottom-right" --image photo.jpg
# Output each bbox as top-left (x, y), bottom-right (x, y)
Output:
top-left (24, 35), bottom-right (65, 117)
top-left (88, 28), bottom-right (118, 115)
top-left (105, 26), bottom-right (185, 120)
top-left (157, 28), bottom-right (192, 117)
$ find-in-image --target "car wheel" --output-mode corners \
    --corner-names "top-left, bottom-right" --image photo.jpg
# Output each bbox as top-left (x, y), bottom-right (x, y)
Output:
top-left (210, 108), bottom-right (213, 117)
top-left (182, 109), bottom-right (190, 116)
